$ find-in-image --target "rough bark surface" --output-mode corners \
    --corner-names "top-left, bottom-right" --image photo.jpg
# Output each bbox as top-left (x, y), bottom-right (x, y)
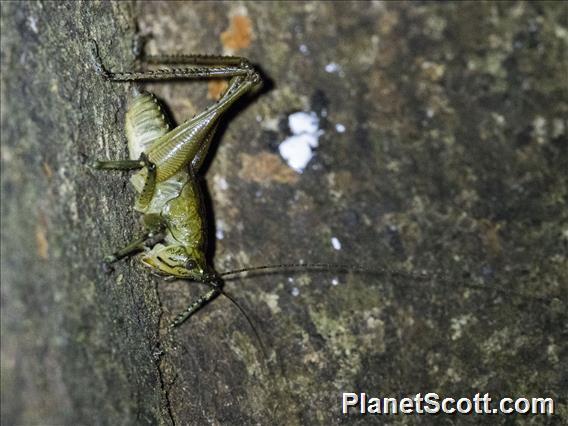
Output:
top-left (1, 2), bottom-right (566, 425)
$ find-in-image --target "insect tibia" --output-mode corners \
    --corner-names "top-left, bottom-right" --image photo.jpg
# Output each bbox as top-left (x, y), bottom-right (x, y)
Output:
top-left (169, 287), bottom-right (221, 329)
top-left (143, 53), bottom-right (249, 68)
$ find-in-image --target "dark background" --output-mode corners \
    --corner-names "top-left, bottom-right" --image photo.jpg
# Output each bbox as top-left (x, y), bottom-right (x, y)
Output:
top-left (1, 1), bottom-right (566, 424)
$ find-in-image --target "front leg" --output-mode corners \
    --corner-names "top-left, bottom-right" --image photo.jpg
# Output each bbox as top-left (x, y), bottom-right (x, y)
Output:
top-left (92, 153), bottom-right (158, 212)
top-left (91, 158), bottom-right (145, 171)
top-left (169, 287), bottom-right (221, 329)
top-left (103, 228), bottom-right (165, 264)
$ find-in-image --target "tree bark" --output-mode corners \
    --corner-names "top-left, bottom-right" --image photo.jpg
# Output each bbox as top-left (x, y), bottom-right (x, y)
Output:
top-left (2, 2), bottom-right (566, 425)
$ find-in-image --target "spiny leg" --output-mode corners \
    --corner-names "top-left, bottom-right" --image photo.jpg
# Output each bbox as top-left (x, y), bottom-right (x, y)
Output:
top-left (130, 32), bottom-right (246, 66)
top-left (89, 40), bottom-right (256, 82)
top-left (143, 53), bottom-right (246, 67)
top-left (104, 66), bottom-right (250, 82)
top-left (169, 287), bottom-right (221, 329)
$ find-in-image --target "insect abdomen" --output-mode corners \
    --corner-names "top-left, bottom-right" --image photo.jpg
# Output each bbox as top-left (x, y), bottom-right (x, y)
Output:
top-left (125, 88), bottom-right (171, 160)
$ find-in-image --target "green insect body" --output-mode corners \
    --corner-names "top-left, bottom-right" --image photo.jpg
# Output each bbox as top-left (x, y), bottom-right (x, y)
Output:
top-left (91, 41), bottom-right (263, 327)
top-left (126, 90), bottom-right (209, 281)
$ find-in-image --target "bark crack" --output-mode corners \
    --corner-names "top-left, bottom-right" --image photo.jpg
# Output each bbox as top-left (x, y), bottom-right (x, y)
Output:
top-left (153, 280), bottom-right (176, 426)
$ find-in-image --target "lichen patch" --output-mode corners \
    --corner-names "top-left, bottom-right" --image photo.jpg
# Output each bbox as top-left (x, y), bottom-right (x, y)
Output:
top-left (221, 15), bottom-right (253, 52)
top-left (207, 79), bottom-right (229, 101)
top-left (35, 215), bottom-right (49, 260)
top-left (238, 152), bottom-right (299, 185)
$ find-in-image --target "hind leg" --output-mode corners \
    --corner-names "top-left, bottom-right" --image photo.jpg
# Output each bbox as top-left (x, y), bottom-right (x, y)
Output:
top-left (89, 39), bottom-right (255, 82)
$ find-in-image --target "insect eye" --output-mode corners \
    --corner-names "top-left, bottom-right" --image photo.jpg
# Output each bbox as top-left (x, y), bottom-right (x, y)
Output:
top-left (185, 260), bottom-right (197, 270)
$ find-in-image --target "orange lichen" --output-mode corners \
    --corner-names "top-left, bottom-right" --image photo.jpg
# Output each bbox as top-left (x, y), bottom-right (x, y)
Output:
top-left (239, 152), bottom-right (299, 185)
top-left (207, 79), bottom-right (230, 100)
top-left (220, 15), bottom-right (253, 51)
top-left (478, 219), bottom-right (503, 257)
top-left (42, 161), bottom-right (52, 178)
top-left (36, 215), bottom-right (49, 260)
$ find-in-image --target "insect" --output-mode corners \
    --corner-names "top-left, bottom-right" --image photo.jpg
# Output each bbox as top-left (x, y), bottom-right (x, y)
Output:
top-left (90, 40), bottom-right (268, 329)
top-left (89, 40), bottom-right (547, 337)
top-left (90, 41), bottom-right (363, 333)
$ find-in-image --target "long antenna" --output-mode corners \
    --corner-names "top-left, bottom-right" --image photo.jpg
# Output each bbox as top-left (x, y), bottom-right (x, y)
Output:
top-left (218, 262), bottom-right (552, 303)
top-left (195, 276), bottom-right (269, 361)
top-left (218, 288), bottom-right (268, 359)
top-left (220, 262), bottom-right (427, 279)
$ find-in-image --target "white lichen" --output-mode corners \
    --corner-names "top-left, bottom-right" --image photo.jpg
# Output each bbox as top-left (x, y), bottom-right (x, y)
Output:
top-left (279, 111), bottom-right (323, 173)
top-left (331, 237), bottom-right (342, 250)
